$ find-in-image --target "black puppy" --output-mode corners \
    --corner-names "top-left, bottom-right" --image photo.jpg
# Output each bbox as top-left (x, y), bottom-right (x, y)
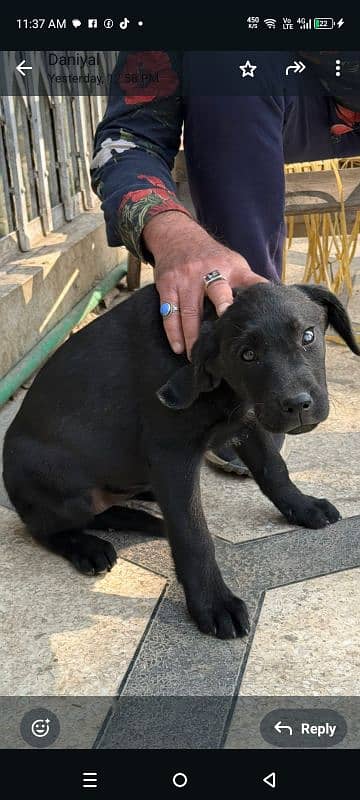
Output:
top-left (3, 282), bottom-right (359, 639)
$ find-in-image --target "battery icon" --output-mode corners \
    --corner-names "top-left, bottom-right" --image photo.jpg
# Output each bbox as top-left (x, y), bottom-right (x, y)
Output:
top-left (314, 17), bottom-right (335, 29)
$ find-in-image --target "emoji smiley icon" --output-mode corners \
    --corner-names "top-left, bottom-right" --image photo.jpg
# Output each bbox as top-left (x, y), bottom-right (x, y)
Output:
top-left (31, 718), bottom-right (50, 738)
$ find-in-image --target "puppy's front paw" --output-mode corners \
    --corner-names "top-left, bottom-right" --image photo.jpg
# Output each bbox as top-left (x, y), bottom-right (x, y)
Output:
top-left (283, 496), bottom-right (341, 529)
top-left (187, 589), bottom-right (250, 639)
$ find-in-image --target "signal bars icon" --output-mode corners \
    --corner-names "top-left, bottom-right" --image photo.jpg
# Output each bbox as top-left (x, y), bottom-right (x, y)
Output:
top-left (299, 18), bottom-right (312, 29)
top-left (264, 18), bottom-right (276, 28)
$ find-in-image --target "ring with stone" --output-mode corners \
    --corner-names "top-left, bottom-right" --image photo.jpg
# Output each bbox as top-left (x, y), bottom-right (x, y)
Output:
top-left (203, 270), bottom-right (228, 290)
top-left (160, 301), bottom-right (179, 318)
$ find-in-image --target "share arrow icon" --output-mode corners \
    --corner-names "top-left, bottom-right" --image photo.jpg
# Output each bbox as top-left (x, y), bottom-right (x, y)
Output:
top-left (285, 60), bottom-right (306, 76)
top-left (263, 772), bottom-right (276, 789)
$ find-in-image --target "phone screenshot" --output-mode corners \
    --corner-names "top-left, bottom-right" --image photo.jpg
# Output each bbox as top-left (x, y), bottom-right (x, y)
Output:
top-left (0, 7), bottom-right (359, 797)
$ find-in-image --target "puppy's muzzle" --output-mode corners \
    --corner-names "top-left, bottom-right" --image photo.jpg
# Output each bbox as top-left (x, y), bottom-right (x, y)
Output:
top-left (280, 392), bottom-right (313, 415)
top-left (280, 391), bottom-right (317, 435)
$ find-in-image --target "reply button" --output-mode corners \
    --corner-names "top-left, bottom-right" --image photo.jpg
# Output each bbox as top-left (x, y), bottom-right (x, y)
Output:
top-left (260, 708), bottom-right (347, 748)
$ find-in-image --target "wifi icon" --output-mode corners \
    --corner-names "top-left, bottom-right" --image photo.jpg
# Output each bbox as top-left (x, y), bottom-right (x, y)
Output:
top-left (264, 18), bottom-right (277, 28)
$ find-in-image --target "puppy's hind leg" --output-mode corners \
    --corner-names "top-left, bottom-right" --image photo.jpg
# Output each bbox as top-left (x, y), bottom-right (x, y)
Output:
top-left (23, 489), bottom-right (117, 575)
top-left (89, 506), bottom-right (165, 536)
top-left (4, 441), bottom-right (117, 575)
top-left (37, 528), bottom-right (117, 575)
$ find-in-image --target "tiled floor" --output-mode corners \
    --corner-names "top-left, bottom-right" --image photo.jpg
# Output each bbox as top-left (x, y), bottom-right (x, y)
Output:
top-left (239, 567), bottom-right (360, 697)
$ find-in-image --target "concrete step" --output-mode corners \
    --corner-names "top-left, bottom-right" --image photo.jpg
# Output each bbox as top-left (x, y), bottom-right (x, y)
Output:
top-left (0, 211), bottom-right (125, 381)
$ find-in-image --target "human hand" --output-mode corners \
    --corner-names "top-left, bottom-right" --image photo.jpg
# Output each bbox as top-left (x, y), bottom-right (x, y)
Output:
top-left (143, 211), bottom-right (267, 359)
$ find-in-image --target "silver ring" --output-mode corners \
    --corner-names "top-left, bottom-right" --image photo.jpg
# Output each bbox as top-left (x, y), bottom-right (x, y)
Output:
top-left (203, 270), bottom-right (227, 290)
top-left (160, 301), bottom-right (179, 318)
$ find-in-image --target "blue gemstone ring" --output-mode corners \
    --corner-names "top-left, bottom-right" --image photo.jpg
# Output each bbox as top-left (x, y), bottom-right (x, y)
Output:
top-left (160, 301), bottom-right (179, 318)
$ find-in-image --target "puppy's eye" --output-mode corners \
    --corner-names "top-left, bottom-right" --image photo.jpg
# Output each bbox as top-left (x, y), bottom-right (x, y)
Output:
top-left (302, 328), bottom-right (315, 345)
top-left (242, 349), bottom-right (256, 362)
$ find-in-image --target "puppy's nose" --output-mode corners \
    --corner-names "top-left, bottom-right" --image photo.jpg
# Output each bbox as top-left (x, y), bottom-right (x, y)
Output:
top-left (281, 392), bottom-right (313, 414)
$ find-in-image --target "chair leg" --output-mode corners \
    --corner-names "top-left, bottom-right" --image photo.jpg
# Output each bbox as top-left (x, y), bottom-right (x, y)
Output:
top-left (126, 253), bottom-right (142, 291)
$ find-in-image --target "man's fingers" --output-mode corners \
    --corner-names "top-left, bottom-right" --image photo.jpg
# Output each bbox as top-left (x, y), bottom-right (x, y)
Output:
top-left (158, 289), bottom-right (185, 354)
top-left (157, 281), bottom-right (203, 359)
top-left (178, 289), bottom-right (203, 359)
top-left (156, 257), bottom-right (268, 359)
top-left (206, 278), bottom-right (234, 316)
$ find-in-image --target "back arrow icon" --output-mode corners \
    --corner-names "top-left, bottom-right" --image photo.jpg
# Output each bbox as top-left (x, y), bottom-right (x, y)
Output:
top-left (263, 772), bottom-right (276, 789)
top-left (16, 60), bottom-right (33, 77)
top-left (285, 60), bottom-right (306, 76)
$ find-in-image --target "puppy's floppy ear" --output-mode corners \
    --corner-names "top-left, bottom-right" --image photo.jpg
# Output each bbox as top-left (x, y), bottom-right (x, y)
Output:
top-left (157, 321), bottom-right (220, 410)
top-left (297, 284), bottom-right (360, 355)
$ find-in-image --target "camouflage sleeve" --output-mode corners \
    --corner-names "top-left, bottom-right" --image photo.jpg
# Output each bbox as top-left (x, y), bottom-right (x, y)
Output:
top-left (91, 51), bottom-right (192, 263)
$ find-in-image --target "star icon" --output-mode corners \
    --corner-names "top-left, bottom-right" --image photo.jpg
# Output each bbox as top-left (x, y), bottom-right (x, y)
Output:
top-left (239, 60), bottom-right (257, 77)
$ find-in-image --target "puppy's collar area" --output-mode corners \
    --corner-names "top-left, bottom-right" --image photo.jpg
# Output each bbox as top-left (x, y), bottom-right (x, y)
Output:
top-left (225, 400), bottom-right (252, 424)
